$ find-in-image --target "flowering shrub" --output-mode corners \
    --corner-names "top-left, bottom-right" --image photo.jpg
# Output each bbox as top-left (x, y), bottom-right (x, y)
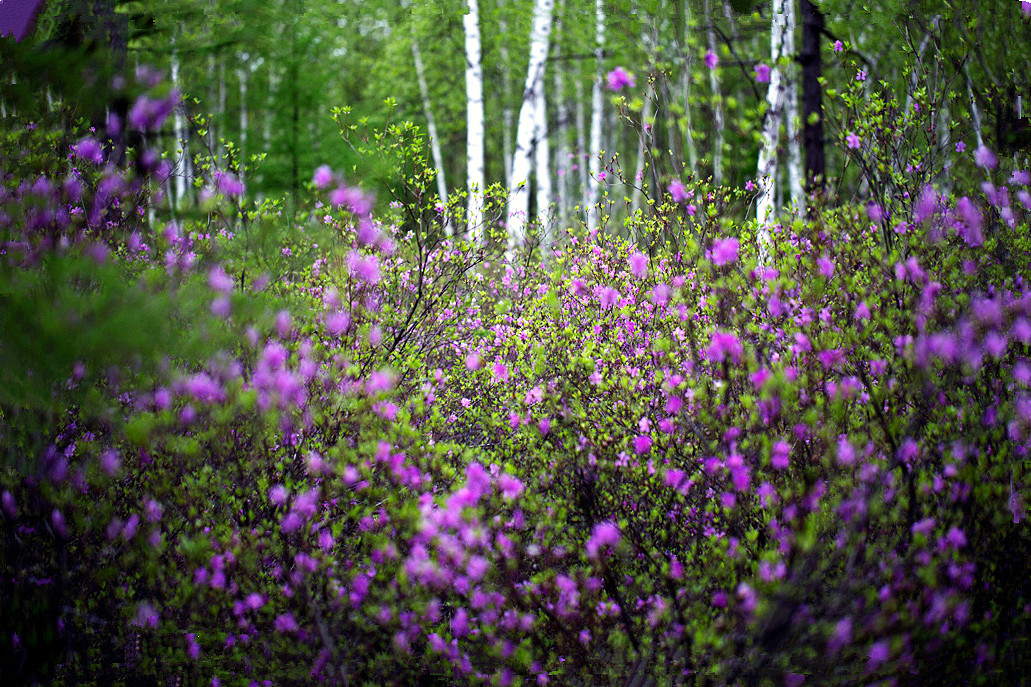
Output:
top-left (1, 67), bottom-right (1030, 687)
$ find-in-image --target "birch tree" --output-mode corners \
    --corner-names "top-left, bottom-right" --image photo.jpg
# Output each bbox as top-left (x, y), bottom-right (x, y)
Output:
top-left (756, 0), bottom-right (790, 261)
top-left (783, 0), bottom-right (803, 212)
top-left (464, 0), bottom-right (486, 240)
top-left (704, 0), bottom-right (724, 184)
top-left (507, 0), bottom-right (555, 255)
top-left (586, 0), bottom-right (605, 232)
top-left (412, 27), bottom-right (448, 213)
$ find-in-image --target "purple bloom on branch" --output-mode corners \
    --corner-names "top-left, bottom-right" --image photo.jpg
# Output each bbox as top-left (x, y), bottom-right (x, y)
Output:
top-left (668, 179), bottom-right (690, 203)
top-left (704, 50), bottom-right (719, 69)
top-left (754, 63), bottom-right (771, 83)
top-left (586, 522), bottom-right (621, 559)
top-left (605, 67), bottom-right (635, 92)
top-left (974, 145), bottom-right (997, 169)
top-left (711, 237), bottom-right (739, 266)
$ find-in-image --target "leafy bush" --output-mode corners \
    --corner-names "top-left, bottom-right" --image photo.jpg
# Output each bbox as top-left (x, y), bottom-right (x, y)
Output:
top-left (1, 66), bottom-right (1030, 687)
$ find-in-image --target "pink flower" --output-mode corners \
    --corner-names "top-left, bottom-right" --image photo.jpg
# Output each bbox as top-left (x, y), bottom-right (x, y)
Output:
top-left (629, 251), bottom-right (648, 279)
top-left (312, 165), bottom-right (334, 189)
top-left (668, 179), bottom-right (690, 203)
top-left (586, 521), bottom-right (621, 559)
top-left (974, 145), bottom-right (997, 169)
top-left (711, 237), bottom-right (739, 266)
top-left (705, 331), bottom-right (743, 364)
top-left (605, 67), bottom-right (635, 92)
top-left (754, 63), bottom-right (771, 83)
top-left (833, 40), bottom-right (844, 52)
top-left (633, 435), bottom-right (653, 454)
top-left (955, 140), bottom-right (966, 153)
top-left (704, 50), bottom-right (718, 69)
top-left (846, 133), bottom-right (861, 149)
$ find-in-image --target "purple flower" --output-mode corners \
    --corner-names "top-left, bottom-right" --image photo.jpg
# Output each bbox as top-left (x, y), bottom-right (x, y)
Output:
top-left (817, 255), bottom-right (835, 278)
top-left (955, 140), bottom-right (966, 153)
top-left (771, 440), bottom-right (790, 469)
top-left (73, 137), bottom-right (104, 164)
top-left (833, 40), bottom-right (844, 52)
top-left (836, 436), bottom-right (857, 466)
top-left (586, 521), bottom-right (621, 559)
top-left (754, 63), bottom-right (771, 83)
top-left (828, 617), bottom-right (852, 653)
top-left (668, 179), bottom-right (690, 203)
top-left (605, 67), bottom-right (635, 92)
top-left (213, 171), bottom-right (244, 197)
top-left (914, 185), bottom-right (938, 223)
top-left (633, 435), bottom-right (653, 454)
top-left (208, 265), bottom-right (233, 294)
top-left (346, 251), bottom-right (381, 284)
top-left (705, 331), bottom-right (743, 364)
top-left (629, 251), bottom-right (648, 279)
top-left (1011, 169), bottom-right (1030, 186)
top-left (498, 474), bottom-right (524, 500)
top-left (974, 145), bottom-right (997, 169)
top-left (274, 613), bottom-right (298, 633)
top-left (704, 50), bottom-right (719, 69)
top-left (599, 286), bottom-right (620, 310)
top-left (846, 133), bottom-right (861, 149)
top-left (312, 165), bottom-right (334, 189)
top-left (867, 640), bottom-right (890, 671)
top-left (856, 69), bottom-right (867, 81)
top-left (711, 237), bottom-right (739, 266)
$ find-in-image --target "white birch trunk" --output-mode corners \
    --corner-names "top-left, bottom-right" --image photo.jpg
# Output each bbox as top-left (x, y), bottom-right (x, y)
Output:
top-left (506, 0), bottom-right (555, 255)
top-left (412, 34), bottom-right (449, 213)
top-left (238, 56), bottom-right (248, 185)
top-left (574, 78), bottom-right (590, 214)
top-left (783, 0), bottom-right (803, 212)
top-left (681, 0), bottom-right (697, 169)
top-left (704, 0), bottom-right (724, 184)
top-left (586, 0), bottom-right (605, 232)
top-left (534, 78), bottom-right (553, 250)
top-left (631, 80), bottom-right (654, 215)
top-left (756, 0), bottom-right (790, 262)
top-left (554, 48), bottom-right (572, 228)
top-left (171, 49), bottom-right (188, 210)
top-left (464, 0), bottom-right (486, 240)
top-left (499, 14), bottom-right (514, 190)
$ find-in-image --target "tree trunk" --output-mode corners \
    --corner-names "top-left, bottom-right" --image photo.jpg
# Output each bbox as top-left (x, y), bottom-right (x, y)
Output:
top-left (534, 78), bottom-right (553, 251)
top-left (499, 14), bottom-right (515, 190)
top-left (704, 0), bottom-right (724, 184)
top-left (574, 77), bottom-right (590, 218)
top-left (507, 0), bottom-right (555, 255)
top-left (171, 47), bottom-right (189, 211)
top-left (681, 0), bottom-right (698, 169)
top-left (412, 30), bottom-right (449, 214)
top-left (553, 33), bottom-right (572, 228)
top-left (800, 0), bottom-right (825, 198)
top-left (756, 0), bottom-right (790, 261)
top-left (238, 56), bottom-right (248, 185)
top-left (784, 0), bottom-right (803, 212)
top-left (586, 0), bottom-right (605, 232)
top-left (464, 0), bottom-right (486, 239)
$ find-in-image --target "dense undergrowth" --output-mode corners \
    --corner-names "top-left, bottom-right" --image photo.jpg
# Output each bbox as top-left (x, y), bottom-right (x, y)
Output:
top-left (2, 68), bottom-right (1031, 687)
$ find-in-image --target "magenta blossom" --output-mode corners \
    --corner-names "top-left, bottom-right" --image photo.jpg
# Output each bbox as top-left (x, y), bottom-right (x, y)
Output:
top-left (668, 179), bottom-right (690, 203)
top-left (704, 50), bottom-right (718, 69)
top-left (586, 521), bottom-right (621, 559)
top-left (605, 67), bottom-right (635, 92)
top-left (711, 237), bottom-right (739, 266)
top-left (629, 251), bottom-right (648, 279)
top-left (754, 63), bottom-right (771, 83)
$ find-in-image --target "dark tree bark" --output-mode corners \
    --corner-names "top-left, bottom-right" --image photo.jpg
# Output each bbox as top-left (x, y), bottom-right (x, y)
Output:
top-left (800, 0), bottom-right (825, 198)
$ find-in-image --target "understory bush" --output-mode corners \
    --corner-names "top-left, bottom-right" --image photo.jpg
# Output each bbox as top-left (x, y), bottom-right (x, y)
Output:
top-left (2, 68), bottom-right (1030, 687)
